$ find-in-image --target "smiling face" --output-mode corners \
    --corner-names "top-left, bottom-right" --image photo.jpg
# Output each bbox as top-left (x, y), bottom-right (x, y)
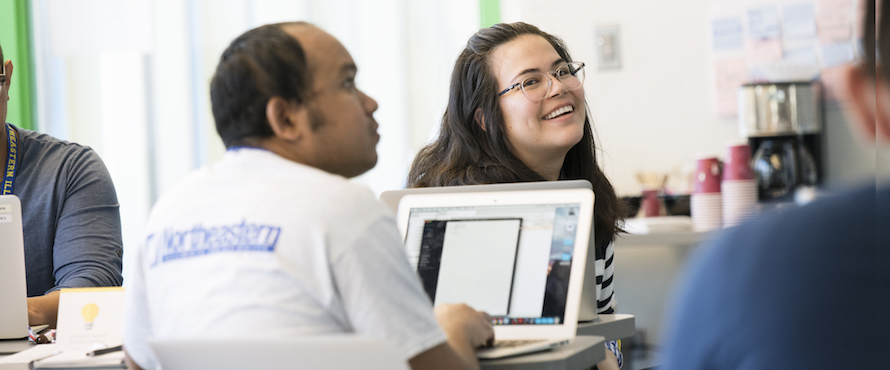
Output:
top-left (490, 34), bottom-right (586, 174)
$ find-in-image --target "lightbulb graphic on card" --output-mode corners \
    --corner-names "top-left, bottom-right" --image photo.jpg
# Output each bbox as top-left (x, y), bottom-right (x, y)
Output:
top-left (81, 303), bottom-right (99, 330)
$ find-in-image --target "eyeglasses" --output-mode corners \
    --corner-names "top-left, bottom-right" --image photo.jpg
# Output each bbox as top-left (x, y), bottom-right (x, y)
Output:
top-left (498, 62), bottom-right (585, 101)
top-left (0, 63), bottom-right (5, 86)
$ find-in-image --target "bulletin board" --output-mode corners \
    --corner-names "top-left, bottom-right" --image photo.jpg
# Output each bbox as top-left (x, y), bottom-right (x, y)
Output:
top-left (709, 0), bottom-right (865, 116)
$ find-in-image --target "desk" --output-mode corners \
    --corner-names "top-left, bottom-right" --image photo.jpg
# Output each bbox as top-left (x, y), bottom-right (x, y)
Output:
top-left (577, 314), bottom-right (635, 341)
top-left (614, 232), bottom-right (706, 347)
top-left (3, 337), bottom-right (607, 370)
top-left (479, 335), bottom-right (604, 370)
top-left (0, 339), bottom-right (31, 356)
top-left (615, 230), bottom-right (712, 247)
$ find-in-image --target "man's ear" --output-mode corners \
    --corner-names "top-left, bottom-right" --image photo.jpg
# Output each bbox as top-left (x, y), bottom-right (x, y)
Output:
top-left (474, 108), bottom-right (487, 132)
top-left (265, 97), bottom-right (308, 141)
top-left (4, 60), bottom-right (13, 92)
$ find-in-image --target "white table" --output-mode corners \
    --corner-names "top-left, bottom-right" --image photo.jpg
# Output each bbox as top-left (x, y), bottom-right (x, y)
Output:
top-left (576, 314), bottom-right (635, 341)
top-left (479, 335), bottom-right (605, 370)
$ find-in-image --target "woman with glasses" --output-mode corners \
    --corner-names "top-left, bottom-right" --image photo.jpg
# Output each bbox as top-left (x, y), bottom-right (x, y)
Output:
top-left (407, 22), bottom-right (624, 370)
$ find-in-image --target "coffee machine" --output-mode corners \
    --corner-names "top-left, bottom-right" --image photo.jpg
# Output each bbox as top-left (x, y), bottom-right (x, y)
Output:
top-left (738, 81), bottom-right (823, 203)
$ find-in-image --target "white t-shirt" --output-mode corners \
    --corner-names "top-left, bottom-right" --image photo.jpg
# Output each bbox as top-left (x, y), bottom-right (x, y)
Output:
top-left (123, 148), bottom-right (447, 369)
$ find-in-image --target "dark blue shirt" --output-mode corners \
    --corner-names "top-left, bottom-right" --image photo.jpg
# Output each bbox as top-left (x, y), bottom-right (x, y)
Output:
top-left (660, 183), bottom-right (884, 369)
top-left (10, 124), bottom-right (123, 296)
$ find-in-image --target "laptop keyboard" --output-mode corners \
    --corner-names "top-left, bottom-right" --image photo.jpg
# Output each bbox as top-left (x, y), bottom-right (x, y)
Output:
top-left (490, 339), bottom-right (545, 349)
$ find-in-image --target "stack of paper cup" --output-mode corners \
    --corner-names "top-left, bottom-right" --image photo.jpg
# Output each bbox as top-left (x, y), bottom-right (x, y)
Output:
top-left (691, 157), bottom-right (723, 231)
top-left (722, 144), bottom-right (758, 227)
top-left (640, 189), bottom-right (664, 217)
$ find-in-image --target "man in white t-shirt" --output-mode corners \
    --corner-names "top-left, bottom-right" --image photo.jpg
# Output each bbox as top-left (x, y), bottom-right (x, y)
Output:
top-left (122, 22), bottom-right (493, 370)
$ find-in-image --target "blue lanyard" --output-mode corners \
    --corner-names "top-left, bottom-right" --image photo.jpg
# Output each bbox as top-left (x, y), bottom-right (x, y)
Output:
top-left (3, 123), bottom-right (18, 195)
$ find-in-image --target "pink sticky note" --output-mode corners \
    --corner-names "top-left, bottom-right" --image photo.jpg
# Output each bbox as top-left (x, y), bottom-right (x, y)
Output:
top-left (748, 39), bottom-right (783, 63)
top-left (818, 12), bottom-right (853, 43)
top-left (819, 0), bottom-right (853, 10)
top-left (713, 58), bottom-right (749, 116)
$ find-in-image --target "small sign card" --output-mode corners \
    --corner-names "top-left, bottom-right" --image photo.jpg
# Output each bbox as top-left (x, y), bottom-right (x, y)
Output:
top-left (55, 287), bottom-right (125, 347)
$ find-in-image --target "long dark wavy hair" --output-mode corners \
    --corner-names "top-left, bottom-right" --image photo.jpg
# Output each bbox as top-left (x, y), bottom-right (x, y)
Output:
top-left (407, 22), bottom-right (625, 252)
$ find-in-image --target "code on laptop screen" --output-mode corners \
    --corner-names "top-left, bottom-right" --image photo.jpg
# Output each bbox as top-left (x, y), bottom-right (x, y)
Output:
top-left (405, 203), bottom-right (581, 325)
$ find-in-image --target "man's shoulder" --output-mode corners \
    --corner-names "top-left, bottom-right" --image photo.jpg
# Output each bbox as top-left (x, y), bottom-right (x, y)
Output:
top-left (19, 126), bottom-right (94, 154)
top-left (239, 149), bottom-right (381, 207)
top-left (151, 151), bottom-right (388, 224)
top-left (13, 126), bottom-right (114, 199)
top-left (17, 126), bottom-right (101, 168)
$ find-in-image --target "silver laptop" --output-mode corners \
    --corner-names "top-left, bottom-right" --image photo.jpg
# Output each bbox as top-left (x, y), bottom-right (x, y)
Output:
top-left (396, 188), bottom-right (594, 359)
top-left (382, 180), bottom-right (601, 322)
top-left (380, 180), bottom-right (592, 213)
top-left (149, 336), bottom-right (409, 370)
top-left (0, 195), bottom-right (30, 339)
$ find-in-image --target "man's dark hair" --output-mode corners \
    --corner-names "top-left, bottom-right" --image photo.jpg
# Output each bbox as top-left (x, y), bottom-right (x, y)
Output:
top-left (407, 22), bottom-right (625, 253)
top-left (210, 22), bottom-right (312, 148)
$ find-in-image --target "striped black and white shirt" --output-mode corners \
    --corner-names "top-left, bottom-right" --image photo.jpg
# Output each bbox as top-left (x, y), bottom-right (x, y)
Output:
top-left (596, 242), bottom-right (622, 368)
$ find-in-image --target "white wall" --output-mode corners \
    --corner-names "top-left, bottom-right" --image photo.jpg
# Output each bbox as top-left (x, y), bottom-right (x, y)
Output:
top-left (29, 0), bottom-right (480, 281)
top-left (499, 0), bottom-right (876, 196)
top-left (500, 0), bottom-right (740, 196)
top-left (496, 0), bottom-right (879, 351)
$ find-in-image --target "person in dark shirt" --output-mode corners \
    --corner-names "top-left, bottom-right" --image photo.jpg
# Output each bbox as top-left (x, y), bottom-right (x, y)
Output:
top-left (659, 1), bottom-right (885, 368)
top-left (1, 43), bottom-right (123, 327)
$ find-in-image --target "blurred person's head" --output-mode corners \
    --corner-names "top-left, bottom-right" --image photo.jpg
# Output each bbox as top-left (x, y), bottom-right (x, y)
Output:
top-left (210, 22), bottom-right (380, 178)
top-left (836, 0), bottom-right (890, 141)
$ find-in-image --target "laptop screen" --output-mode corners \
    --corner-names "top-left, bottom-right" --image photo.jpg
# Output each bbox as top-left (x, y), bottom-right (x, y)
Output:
top-left (404, 203), bottom-right (581, 326)
top-left (0, 195), bottom-right (30, 339)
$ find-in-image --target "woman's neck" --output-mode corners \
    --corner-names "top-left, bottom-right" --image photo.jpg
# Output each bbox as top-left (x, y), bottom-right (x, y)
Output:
top-left (517, 150), bottom-right (567, 181)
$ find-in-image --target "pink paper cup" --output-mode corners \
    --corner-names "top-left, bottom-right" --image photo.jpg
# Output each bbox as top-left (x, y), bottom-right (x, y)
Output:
top-left (723, 144), bottom-right (754, 181)
top-left (694, 157), bottom-right (722, 194)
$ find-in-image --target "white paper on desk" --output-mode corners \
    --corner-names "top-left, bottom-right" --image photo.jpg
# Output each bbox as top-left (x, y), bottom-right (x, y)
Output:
top-left (0, 344), bottom-right (64, 365)
top-left (624, 217), bottom-right (693, 234)
top-left (30, 347), bottom-right (124, 369)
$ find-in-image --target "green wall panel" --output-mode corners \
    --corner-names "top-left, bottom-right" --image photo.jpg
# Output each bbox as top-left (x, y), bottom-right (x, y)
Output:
top-left (480, 0), bottom-right (500, 28)
top-left (0, 0), bottom-right (35, 130)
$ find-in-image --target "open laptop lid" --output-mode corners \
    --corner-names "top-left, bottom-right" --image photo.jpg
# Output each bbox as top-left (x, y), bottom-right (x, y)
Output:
top-left (396, 189), bottom-right (593, 341)
top-left (0, 195), bottom-right (30, 339)
top-left (380, 180), bottom-right (592, 213)
top-left (384, 180), bottom-right (601, 322)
